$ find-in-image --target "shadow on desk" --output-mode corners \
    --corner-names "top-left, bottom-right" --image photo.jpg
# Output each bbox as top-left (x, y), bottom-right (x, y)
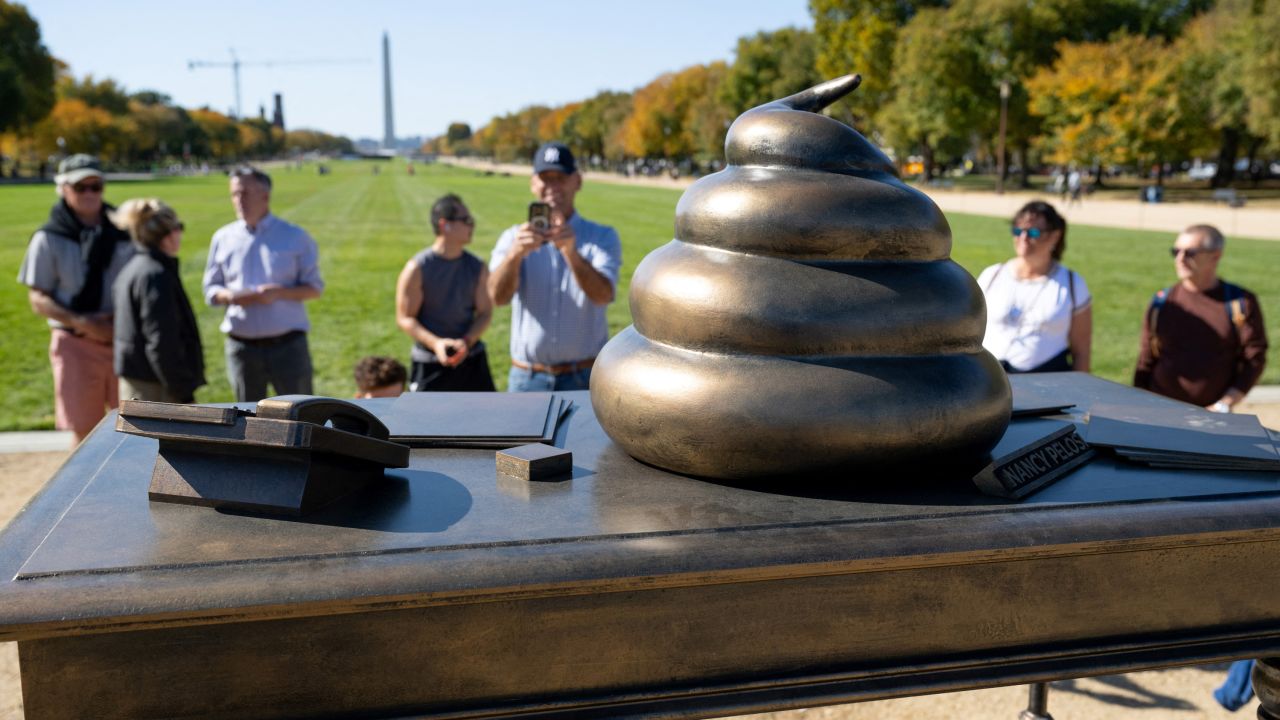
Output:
top-left (220, 470), bottom-right (473, 534)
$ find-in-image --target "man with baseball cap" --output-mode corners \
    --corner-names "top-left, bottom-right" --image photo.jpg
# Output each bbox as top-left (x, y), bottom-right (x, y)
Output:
top-left (17, 154), bottom-right (135, 443)
top-left (488, 141), bottom-right (622, 391)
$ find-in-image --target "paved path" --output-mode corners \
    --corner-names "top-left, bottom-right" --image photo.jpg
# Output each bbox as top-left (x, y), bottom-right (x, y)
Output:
top-left (442, 157), bottom-right (1280, 240)
top-left (926, 189), bottom-right (1280, 241)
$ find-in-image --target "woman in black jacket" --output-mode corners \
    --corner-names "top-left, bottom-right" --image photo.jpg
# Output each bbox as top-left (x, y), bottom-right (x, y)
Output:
top-left (109, 199), bottom-right (205, 403)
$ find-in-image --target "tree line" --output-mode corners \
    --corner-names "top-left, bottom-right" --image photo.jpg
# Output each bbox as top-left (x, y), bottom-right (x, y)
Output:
top-left (4, 0), bottom-right (1276, 186)
top-left (0, 1), bottom-right (351, 176)
top-left (427, 0), bottom-right (1279, 188)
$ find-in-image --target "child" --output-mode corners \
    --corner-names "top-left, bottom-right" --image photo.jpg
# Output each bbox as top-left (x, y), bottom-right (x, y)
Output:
top-left (353, 356), bottom-right (406, 398)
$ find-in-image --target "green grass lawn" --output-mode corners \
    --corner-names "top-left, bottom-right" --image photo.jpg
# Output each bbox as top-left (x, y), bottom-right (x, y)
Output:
top-left (2, 160), bottom-right (1277, 430)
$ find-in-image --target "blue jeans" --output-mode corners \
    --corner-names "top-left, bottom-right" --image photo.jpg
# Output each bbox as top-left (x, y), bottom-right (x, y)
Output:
top-left (1214, 659), bottom-right (1254, 711)
top-left (508, 365), bottom-right (592, 392)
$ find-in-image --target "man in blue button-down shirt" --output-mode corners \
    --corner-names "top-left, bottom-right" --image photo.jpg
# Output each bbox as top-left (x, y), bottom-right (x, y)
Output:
top-left (202, 167), bottom-right (324, 401)
top-left (489, 142), bottom-right (622, 392)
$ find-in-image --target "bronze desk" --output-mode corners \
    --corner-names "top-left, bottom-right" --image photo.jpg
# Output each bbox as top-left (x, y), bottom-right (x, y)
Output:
top-left (2, 374), bottom-right (1279, 719)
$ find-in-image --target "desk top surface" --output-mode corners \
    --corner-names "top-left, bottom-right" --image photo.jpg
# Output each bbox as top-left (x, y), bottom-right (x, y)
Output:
top-left (2, 373), bottom-right (1278, 639)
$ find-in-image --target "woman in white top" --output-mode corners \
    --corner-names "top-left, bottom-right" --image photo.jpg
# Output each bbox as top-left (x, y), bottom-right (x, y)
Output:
top-left (978, 200), bottom-right (1092, 373)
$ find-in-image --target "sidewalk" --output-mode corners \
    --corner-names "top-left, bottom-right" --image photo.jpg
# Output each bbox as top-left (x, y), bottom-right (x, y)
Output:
top-left (0, 431), bottom-right (73, 454)
top-left (441, 157), bottom-right (1280, 241)
top-left (925, 189), bottom-right (1280, 241)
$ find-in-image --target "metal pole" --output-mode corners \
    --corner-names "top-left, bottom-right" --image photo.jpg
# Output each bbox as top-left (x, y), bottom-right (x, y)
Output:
top-left (996, 79), bottom-right (1010, 195)
top-left (230, 49), bottom-right (242, 119)
top-left (1018, 681), bottom-right (1053, 720)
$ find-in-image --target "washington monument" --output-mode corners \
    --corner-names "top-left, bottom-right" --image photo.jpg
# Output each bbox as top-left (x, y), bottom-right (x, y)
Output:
top-left (382, 31), bottom-right (395, 149)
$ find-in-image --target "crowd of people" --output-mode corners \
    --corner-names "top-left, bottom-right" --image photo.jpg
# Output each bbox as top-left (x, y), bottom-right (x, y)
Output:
top-left (16, 149), bottom-right (1269, 448)
top-left (17, 142), bottom-right (623, 442)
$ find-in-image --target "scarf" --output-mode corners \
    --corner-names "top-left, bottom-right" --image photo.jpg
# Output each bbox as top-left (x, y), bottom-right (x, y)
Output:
top-left (39, 199), bottom-right (131, 313)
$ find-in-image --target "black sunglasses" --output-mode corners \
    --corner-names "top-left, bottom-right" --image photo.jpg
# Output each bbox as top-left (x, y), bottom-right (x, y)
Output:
top-left (1011, 226), bottom-right (1043, 240)
top-left (1171, 247), bottom-right (1210, 259)
top-left (72, 182), bottom-right (104, 194)
top-left (450, 215), bottom-right (475, 227)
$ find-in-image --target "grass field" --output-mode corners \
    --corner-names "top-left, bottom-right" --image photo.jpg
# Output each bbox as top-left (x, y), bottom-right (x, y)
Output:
top-left (2, 160), bottom-right (1278, 431)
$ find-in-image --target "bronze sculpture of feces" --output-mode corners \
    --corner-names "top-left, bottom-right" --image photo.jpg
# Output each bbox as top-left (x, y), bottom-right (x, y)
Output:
top-left (589, 74), bottom-right (1011, 480)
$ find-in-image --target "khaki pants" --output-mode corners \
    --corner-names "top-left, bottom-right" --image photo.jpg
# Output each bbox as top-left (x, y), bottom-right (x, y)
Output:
top-left (118, 376), bottom-right (188, 404)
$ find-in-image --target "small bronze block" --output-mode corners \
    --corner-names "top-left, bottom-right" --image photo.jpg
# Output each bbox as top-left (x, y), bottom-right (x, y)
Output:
top-left (496, 443), bottom-right (572, 482)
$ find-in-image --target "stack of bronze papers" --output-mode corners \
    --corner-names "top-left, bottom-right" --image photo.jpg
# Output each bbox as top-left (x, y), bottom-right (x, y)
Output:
top-left (361, 392), bottom-right (573, 448)
top-left (1010, 376), bottom-right (1076, 418)
top-left (1084, 403), bottom-right (1280, 472)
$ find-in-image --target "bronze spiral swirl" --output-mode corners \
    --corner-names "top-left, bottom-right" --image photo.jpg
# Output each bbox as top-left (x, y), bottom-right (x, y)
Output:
top-left (590, 75), bottom-right (1011, 480)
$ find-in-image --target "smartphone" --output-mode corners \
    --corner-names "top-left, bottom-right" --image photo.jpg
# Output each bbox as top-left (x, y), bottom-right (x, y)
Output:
top-left (528, 202), bottom-right (552, 233)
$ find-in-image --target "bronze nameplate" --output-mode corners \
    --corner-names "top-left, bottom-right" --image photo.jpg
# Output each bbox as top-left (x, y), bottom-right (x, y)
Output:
top-left (973, 419), bottom-right (1095, 499)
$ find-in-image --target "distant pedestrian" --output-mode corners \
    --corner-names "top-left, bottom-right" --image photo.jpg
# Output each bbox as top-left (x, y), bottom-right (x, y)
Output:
top-left (17, 154), bottom-right (134, 443)
top-left (203, 166), bottom-right (324, 401)
top-left (109, 199), bottom-right (205, 403)
top-left (353, 356), bottom-right (407, 398)
top-left (1051, 167), bottom-right (1066, 201)
top-left (395, 193), bottom-right (495, 391)
top-left (488, 142), bottom-right (622, 391)
top-left (1066, 168), bottom-right (1082, 207)
top-left (1135, 224), bottom-right (1267, 411)
top-left (978, 200), bottom-right (1092, 373)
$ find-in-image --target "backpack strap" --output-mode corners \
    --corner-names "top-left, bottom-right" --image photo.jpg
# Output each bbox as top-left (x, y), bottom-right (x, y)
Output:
top-left (1222, 281), bottom-right (1247, 329)
top-left (982, 261), bottom-right (1005, 293)
top-left (1149, 286), bottom-right (1173, 359)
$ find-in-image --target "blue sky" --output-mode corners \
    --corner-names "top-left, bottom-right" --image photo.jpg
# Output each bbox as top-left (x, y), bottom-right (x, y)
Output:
top-left (26, 0), bottom-right (813, 141)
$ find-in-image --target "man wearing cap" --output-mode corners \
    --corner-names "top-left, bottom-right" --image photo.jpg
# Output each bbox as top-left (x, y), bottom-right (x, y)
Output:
top-left (18, 154), bottom-right (135, 443)
top-left (203, 166), bottom-right (324, 401)
top-left (1134, 224), bottom-right (1267, 411)
top-left (489, 142), bottom-right (622, 391)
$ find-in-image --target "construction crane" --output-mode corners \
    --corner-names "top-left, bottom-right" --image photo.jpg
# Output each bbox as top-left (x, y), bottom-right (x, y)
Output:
top-left (187, 49), bottom-right (368, 119)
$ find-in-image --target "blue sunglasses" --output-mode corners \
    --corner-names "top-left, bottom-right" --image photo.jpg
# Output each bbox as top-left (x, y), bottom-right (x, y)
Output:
top-left (1011, 226), bottom-right (1043, 240)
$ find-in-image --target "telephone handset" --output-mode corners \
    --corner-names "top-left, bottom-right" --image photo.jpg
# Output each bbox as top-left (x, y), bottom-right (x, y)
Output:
top-left (256, 395), bottom-right (390, 440)
top-left (118, 394), bottom-right (409, 515)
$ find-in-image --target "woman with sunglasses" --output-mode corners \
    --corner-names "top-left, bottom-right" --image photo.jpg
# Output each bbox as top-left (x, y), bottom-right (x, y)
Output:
top-left (977, 200), bottom-right (1092, 374)
top-left (109, 199), bottom-right (206, 403)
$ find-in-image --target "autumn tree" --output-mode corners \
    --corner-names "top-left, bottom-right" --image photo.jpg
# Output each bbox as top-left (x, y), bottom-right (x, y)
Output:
top-left (561, 91), bottom-right (632, 164)
top-left (473, 105), bottom-right (551, 162)
top-left (57, 74), bottom-right (131, 115)
top-left (537, 103), bottom-right (581, 146)
top-left (190, 108), bottom-right (242, 160)
top-left (0, 0), bottom-right (56, 133)
top-left (1028, 33), bottom-right (1196, 184)
top-left (1166, 1), bottom-right (1255, 187)
top-left (285, 129), bottom-right (352, 154)
top-left (882, 7), bottom-right (991, 180)
top-left (809, 0), bottom-right (946, 127)
top-left (1239, 0), bottom-right (1280, 149)
top-left (123, 100), bottom-right (197, 161)
top-left (719, 27), bottom-right (819, 114)
top-left (620, 62), bottom-right (729, 162)
top-left (28, 98), bottom-right (119, 158)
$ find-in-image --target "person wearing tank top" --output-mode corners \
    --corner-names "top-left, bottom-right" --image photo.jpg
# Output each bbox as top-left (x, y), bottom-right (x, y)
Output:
top-left (395, 194), bottom-right (495, 391)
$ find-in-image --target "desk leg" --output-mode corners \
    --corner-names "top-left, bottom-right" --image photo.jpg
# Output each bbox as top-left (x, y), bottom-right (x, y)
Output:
top-left (1018, 682), bottom-right (1053, 720)
top-left (1255, 658), bottom-right (1280, 720)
